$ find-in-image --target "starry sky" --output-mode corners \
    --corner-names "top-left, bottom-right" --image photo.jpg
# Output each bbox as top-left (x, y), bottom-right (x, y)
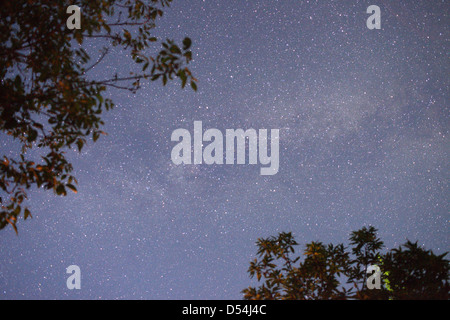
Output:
top-left (0, 0), bottom-right (449, 299)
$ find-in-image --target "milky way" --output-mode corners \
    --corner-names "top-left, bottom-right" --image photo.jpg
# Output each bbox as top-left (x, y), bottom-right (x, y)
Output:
top-left (0, 0), bottom-right (448, 299)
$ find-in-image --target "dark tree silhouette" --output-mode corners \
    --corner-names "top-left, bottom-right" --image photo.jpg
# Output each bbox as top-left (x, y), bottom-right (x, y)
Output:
top-left (383, 241), bottom-right (449, 300)
top-left (243, 227), bottom-right (449, 300)
top-left (0, 0), bottom-right (197, 233)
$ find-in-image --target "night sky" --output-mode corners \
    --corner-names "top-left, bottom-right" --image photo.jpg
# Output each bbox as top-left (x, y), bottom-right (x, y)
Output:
top-left (1, 0), bottom-right (449, 299)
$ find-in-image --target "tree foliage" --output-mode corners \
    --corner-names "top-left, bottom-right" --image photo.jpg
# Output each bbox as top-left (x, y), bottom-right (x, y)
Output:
top-left (243, 227), bottom-right (449, 300)
top-left (0, 0), bottom-right (197, 233)
top-left (383, 241), bottom-right (449, 300)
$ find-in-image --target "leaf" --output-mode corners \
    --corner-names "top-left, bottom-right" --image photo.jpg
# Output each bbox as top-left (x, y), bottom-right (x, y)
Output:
top-left (104, 24), bottom-right (111, 34)
top-left (24, 208), bottom-right (32, 220)
top-left (5, 217), bottom-right (18, 235)
top-left (182, 38), bottom-right (192, 50)
top-left (56, 184), bottom-right (66, 196)
top-left (76, 139), bottom-right (84, 152)
top-left (28, 129), bottom-right (38, 142)
top-left (184, 51), bottom-right (192, 62)
top-left (93, 131), bottom-right (100, 142)
top-left (74, 31), bottom-right (83, 45)
top-left (179, 70), bottom-right (187, 88)
top-left (191, 81), bottom-right (197, 92)
top-left (169, 45), bottom-right (181, 54)
top-left (66, 184), bottom-right (78, 194)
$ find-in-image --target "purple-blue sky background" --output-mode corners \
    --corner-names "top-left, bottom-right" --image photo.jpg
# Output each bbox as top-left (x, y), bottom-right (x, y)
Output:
top-left (0, 0), bottom-right (448, 299)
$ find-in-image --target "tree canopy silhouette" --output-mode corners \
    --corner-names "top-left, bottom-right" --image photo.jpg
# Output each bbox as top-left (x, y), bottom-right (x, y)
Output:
top-left (0, 0), bottom-right (196, 233)
top-left (243, 226), bottom-right (449, 300)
